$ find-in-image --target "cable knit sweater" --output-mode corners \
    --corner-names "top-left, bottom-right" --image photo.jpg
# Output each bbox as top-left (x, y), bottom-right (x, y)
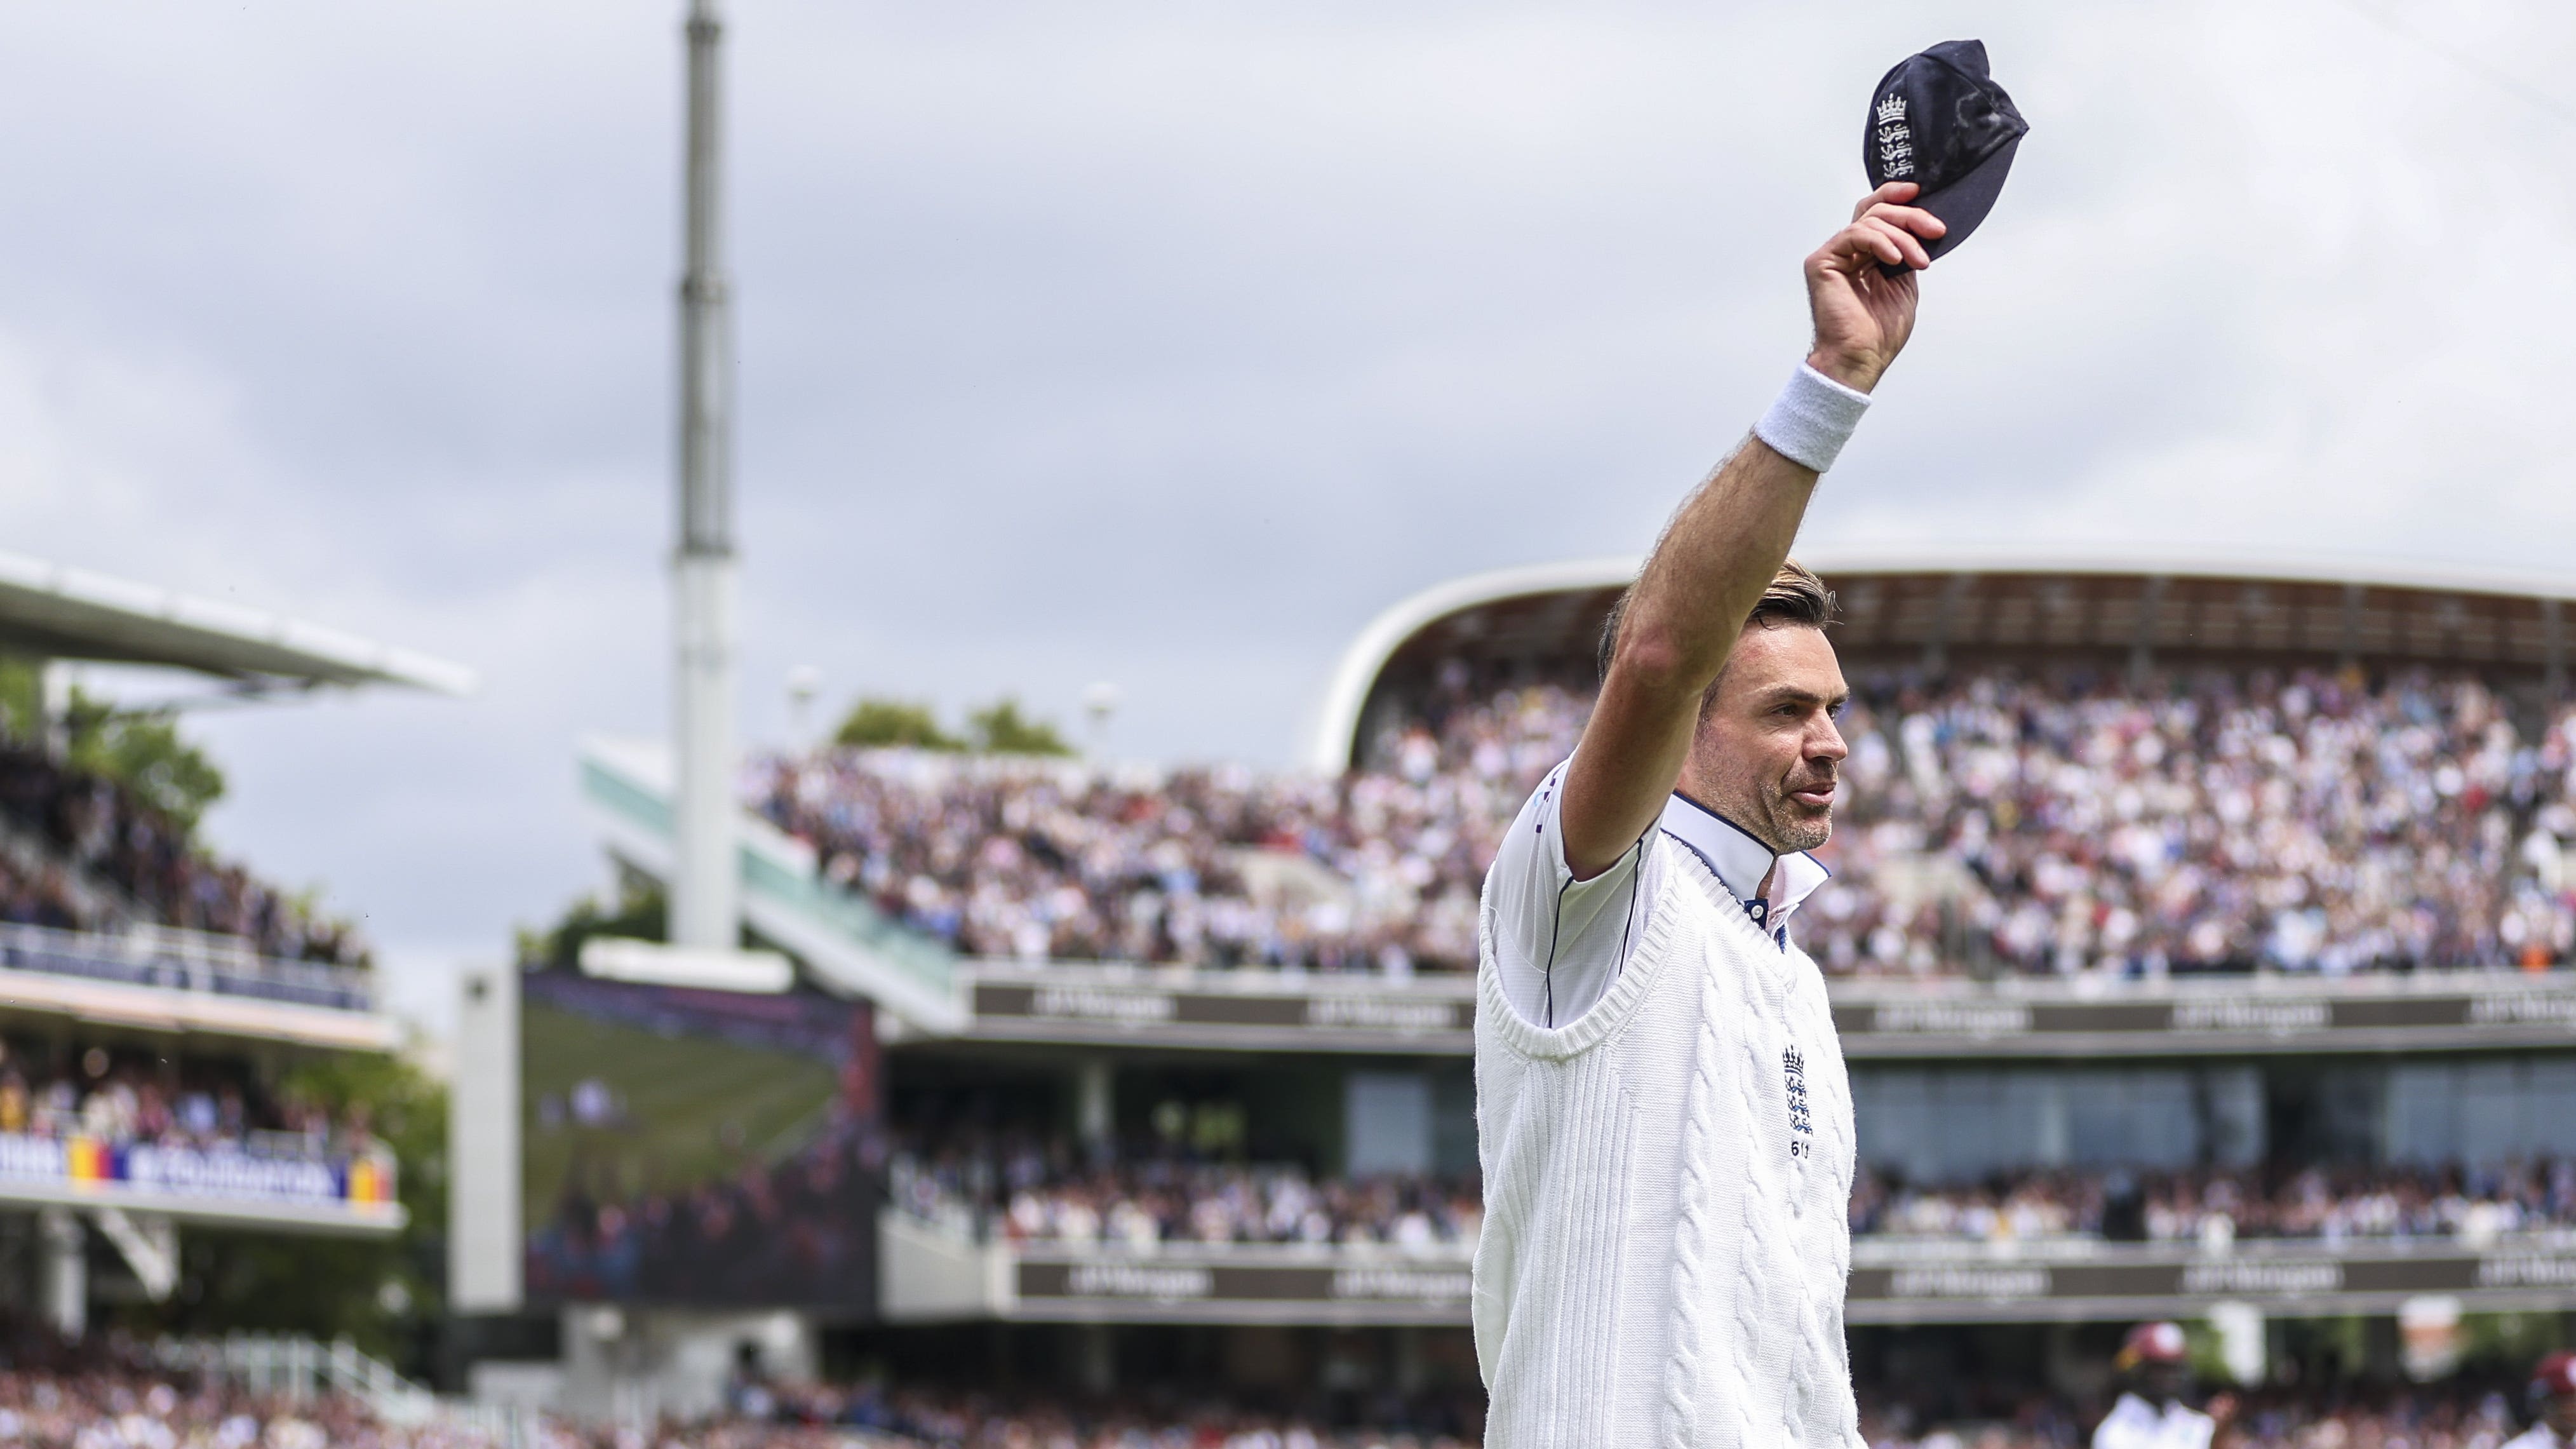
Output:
top-left (1472, 836), bottom-right (1863, 1448)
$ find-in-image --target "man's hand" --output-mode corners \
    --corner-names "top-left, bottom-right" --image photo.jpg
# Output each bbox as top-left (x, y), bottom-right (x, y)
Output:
top-left (1803, 182), bottom-right (1945, 394)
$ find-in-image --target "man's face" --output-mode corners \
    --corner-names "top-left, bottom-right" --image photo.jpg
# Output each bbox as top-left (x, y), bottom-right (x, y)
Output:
top-left (2544, 1391), bottom-right (2576, 1438)
top-left (1680, 624), bottom-right (1851, 855)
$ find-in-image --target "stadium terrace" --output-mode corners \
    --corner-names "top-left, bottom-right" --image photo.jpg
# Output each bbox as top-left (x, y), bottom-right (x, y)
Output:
top-left (757, 553), bottom-right (2576, 984)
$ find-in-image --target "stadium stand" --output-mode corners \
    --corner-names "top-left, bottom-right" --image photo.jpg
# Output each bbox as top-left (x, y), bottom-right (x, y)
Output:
top-left (0, 1036), bottom-right (382, 1157)
top-left (530, 554), bottom-right (2576, 1441)
top-left (754, 665), bottom-right (2576, 980)
top-left (1850, 1384), bottom-right (2537, 1449)
top-left (10, 1337), bottom-right (2567, 1449)
top-left (890, 1127), bottom-right (2576, 1250)
top-left (0, 549), bottom-right (459, 1342)
top-left (890, 1133), bottom-right (1481, 1250)
top-left (1849, 1157), bottom-right (2576, 1243)
top-left (0, 743), bottom-right (368, 966)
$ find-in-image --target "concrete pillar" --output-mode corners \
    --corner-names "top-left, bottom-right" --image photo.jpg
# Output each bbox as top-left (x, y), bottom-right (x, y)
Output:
top-left (2130, 575), bottom-right (2168, 689)
top-left (2544, 598), bottom-right (2566, 696)
top-left (37, 661), bottom-right (70, 760)
top-left (1075, 1059), bottom-right (1113, 1161)
top-left (1393, 1325), bottom-right (1427, 1395)
top-left (38, 1208), bottom-right (83, 1339)
top-left (1073, 1322), bottom-right (1115, 1396)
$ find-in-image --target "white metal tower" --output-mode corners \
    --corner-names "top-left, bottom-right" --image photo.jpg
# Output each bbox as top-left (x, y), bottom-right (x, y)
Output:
top-left (671, 0), bottom-right (737, 952)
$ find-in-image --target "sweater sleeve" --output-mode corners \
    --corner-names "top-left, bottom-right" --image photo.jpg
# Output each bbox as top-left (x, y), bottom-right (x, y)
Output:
top-left (1486, 760), bottom-right (1660, 1030)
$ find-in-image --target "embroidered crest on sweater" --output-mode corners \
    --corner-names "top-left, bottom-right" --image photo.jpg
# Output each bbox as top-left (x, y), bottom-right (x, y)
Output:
top-left (1785, 1046), bottom-right (1815, 1156)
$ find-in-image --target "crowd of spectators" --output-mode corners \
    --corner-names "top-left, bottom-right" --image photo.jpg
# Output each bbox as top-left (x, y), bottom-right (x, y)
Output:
top-left (10, 1330), bottom-right (2576, 1449)
top-left (753, 678), bottom-right (1587, 976)
top-left (0, 1352), bottom-right (493, 1449)
top-left (1852, 1157), bottom-right (2576, 1245)
top-left (0, 853), bottom-right (83, 931)
top-left (890, 1132), bottom-right (1479, 1251)
top-left (889, 1126), bottom-right (2576, 1252)
top-left (1856, 1379), bottom-right (2557, 1448)
top-left (701, 1382), bottom-right (1483, 1449)
top-left (0, 1329), bottom-right (1477, 1449)
top-left (1815, 670), bottom-right (2576, 978)
top-left (6, 1358), bottom-right (2560, 1449)
top-left (0, 1041), bottom-right (366, 1159)
top-left (0, 744), bottom-right (366, 966)
top-left (755, 666), bottom-right (2576, 981)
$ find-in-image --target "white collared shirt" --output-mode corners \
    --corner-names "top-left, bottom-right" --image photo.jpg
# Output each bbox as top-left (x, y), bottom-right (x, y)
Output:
top-left (1487, 758), bottom-right (1831, 1029)
top-left (2091, 1392), bottom-right (2215, 1449)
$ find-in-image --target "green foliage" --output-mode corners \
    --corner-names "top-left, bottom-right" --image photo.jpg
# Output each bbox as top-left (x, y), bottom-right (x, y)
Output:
top-left (2462, 1310), bottom-right (2567, 1374)
top-left (515, 874), bottom-right (667, 971)
top-left (965, 698), bottom-right (1073, 757)
top-left (125, 1046), bottom-right (449, 1371)
top-left (0, 656), bottom-right (37, 740)
top-left (835, 697), bottom-right (962, 751)
top-left (63, 694), bottom-right (227, 835)
top-left (0, 662), bottom-right (227, 837)
top-left (833, 694), bottom-right (1074, 756)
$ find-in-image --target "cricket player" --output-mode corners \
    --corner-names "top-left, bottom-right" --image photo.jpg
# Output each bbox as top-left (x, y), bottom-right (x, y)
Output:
top-left (2092, 1322), bottom-right (2236, 1449)
top-left (1470, 175), bottom-right (1943, 1446)
top-left (2507, 1352), bottom-right (2576, 1449)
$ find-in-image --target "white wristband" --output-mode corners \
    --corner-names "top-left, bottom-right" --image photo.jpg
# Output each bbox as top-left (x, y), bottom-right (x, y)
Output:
top-left (1752, 362), bottom-right (1872, 473)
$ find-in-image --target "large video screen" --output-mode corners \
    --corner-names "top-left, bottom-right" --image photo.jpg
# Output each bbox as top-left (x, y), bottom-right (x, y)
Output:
top-left (520, 968), bottom-right (879, 1309)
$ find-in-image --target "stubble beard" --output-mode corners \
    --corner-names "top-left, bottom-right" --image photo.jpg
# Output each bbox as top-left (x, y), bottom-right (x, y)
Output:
top-left (1757, 778), bottom-right (1835, 856)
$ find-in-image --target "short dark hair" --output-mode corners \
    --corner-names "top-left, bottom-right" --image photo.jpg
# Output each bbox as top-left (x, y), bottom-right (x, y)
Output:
top-left (1595, 559), bottom-right (1837, 680)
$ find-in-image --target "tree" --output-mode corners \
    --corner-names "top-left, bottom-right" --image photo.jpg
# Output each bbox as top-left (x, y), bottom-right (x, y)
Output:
top-left (512, 874), bottom-right (762, 966)
top-left (0, 656), bottom-right (38, 739)
top-left (514, 874), bottom-right (668, 971)
top-left (967, 698), bottom-right (1073, 757)
top-left (834, 698), bottom-right (962, 751)
top-left (62, 694), bottom-right (227, 835)
top-left (0, 661), bottom-right (227, 837)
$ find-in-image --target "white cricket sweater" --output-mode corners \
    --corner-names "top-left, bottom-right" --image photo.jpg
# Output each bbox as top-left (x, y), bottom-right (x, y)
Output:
top-left (1472, 833), bottom-right (1863, 1448)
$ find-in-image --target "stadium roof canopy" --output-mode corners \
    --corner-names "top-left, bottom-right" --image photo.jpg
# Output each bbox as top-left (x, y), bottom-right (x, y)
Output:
top-left (1307, 544), bottom-right (2576, 771)
top-left (0, 549), bottom-right (474, 697)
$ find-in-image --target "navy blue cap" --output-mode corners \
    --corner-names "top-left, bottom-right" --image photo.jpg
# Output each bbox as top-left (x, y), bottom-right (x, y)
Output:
top-left (1865, 40), bottom-right (2028, 263)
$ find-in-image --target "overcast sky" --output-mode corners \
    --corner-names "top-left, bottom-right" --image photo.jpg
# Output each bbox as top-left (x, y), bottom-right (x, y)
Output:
top-left (2, 0), bottom-right (2569, 1035)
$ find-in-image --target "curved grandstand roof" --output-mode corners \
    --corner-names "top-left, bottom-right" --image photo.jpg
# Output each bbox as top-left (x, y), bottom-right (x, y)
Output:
top-left (1307, 544), bottom-right (2576, 771)
top-left (0, 549), bottom-right (474, 696)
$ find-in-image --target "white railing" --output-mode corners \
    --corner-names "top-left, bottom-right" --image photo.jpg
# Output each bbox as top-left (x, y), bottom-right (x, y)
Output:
top-left (156, 1333), bottom-right (438, 1424)
top-left (0, 919), bottom-right (375, 1012)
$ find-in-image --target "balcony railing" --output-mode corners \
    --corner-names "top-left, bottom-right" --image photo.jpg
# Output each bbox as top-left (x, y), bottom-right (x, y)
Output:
top-left (0, 920), bottom-right (375, 1013)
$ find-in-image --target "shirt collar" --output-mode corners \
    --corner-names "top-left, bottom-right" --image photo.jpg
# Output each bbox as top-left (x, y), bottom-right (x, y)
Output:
top-left (1658, 792), bottom-right (1830, 933)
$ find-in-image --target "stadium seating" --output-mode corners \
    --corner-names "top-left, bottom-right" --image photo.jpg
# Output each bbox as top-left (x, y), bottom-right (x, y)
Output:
top-left (0, 745), bottom-right (367, 967)
top-left (0, 1343), bottom-right (2546, 1448)
top-left (1852, 1384), bottom-right (2533, 1448)
top-left (0, 1351), bottom-right (480, 1449)
top-left (1849, 1157), bottom-right (2576, 1243)
top-left (890, 1130), bottom-right (1480, 1250)
top-left (753, 667), bottom-right (2576, 980)
top-left (10, 1351), bottom-right (2535, 1443)
top-left (891, 1135), bottom-right (2576, 1253)
top-left (0, 1044), bottom-right (374, 1157)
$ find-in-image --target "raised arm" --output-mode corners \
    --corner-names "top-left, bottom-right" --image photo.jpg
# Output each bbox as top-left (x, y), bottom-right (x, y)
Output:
top-left (1557, 182), bottom-right (1944, 878)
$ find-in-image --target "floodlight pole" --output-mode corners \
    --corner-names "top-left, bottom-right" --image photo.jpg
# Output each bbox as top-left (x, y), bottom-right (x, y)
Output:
top-left (671, 0), bottom-right (737, 952)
